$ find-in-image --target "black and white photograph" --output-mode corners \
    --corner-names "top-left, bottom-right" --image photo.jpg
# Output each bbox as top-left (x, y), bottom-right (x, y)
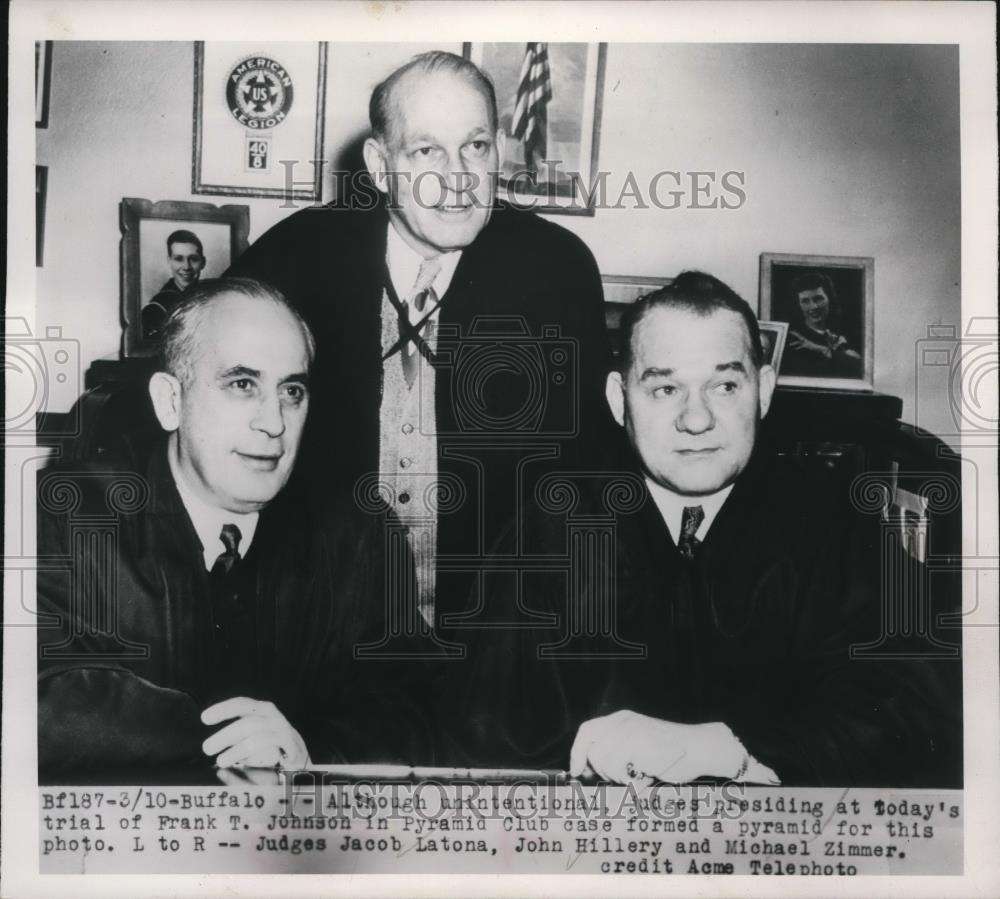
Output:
top-left (756, 320), bottom-right (788, 374)
top-left (119, 197), bottom-right (250, 355)
top-left (463, 41), bottom-right (606, 213)
top-left (35, 165), bottom-right (47, 267)
top-left (193, 41), bottom-right (328, 200)
top-left (602, 274), bottom-right (671, 358)
top-left (760, 252), bottom-right (874, 389)
top-left (5, 2), bottom-right (998, 898)
top-left (35, 40), bottom-right (51, 127)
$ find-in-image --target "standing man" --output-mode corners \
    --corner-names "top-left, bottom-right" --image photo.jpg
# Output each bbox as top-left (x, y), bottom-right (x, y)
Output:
top-left (142, 229), bottom-right (206, 340)
top-left (38, 279), bottom-right (423, 779)
top-left (458, 272), bottom-right (961, 787)
top-left (226, 51), bottom-right (613, 626)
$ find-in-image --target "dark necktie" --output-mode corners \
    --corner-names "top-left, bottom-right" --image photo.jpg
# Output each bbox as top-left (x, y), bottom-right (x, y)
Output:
top-left (677, 505), bottom-right (705, 560)
top-left (211, 523), bottom-right (242, 579)
top-left (210, 524), bottom-right (249, 688)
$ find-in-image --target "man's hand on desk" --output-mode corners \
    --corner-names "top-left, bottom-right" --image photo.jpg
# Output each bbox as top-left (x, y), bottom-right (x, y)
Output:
top-left (201, 697), bottom-right (311, 770)
top-left (569, 710), bottom-right (779, 785)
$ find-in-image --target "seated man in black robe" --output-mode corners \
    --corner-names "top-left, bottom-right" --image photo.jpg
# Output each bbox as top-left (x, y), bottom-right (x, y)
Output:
top-left (38, 278), bottom-right (425, 781)
top-left (454, 271), bottom-right (960, 788)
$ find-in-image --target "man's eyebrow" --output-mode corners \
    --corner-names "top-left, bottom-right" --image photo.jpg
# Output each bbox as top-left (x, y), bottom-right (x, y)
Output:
top-left (218, 365), bottom-right (260, 380)
top-left (637, 361), bottom-right (749, 381)
top-left (403, 133), bottom-right (441, 146)
top-left (639, 367), bottom-right (674, 381)
top-left (280, 372), bottom-right (310, 387)
top-left (403, 127), bottom-right (491, 146)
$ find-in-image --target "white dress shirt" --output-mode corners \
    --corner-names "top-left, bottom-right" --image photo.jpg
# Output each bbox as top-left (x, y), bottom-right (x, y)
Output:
top-left (169, 453), bottom-right (259, 571)
top-left (644, 478), bottom-right (734, 546)
top-left (643, 475), bottom-right (780, 784)
top-left (385, 224), bottom-right (462, 354)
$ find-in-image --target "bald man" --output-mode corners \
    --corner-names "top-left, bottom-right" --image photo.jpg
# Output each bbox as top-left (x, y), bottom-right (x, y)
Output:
top-left (226, 50), bottom-right (615, 629)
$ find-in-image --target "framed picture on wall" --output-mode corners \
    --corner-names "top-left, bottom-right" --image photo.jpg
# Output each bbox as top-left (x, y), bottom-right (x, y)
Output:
top-left (757, 321), bottom-right (789, 374)
top-left (36, 166), bottom-right (47, 267)
top-left (193, 42), bottom-right (328, 201)
top-left (759, 252), bottom-right (874, 391)
top-left (602, 274), bottom-right (671, 358)
top-left (463, 42), bottom-right (606, 215)
top-left (119, 197), bottom-right (250, 358)
top-left (36, 41), bottom-right (52, 127)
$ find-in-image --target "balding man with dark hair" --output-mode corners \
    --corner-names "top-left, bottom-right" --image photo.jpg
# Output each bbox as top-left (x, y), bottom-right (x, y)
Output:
top-left (226, 50), bottom-right (614, 628)
top-left (38, 278), bottom-right (425, 780)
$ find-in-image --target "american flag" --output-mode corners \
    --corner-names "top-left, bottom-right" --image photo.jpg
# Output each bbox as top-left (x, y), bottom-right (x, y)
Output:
top-left (510, 43), bottom-right (553, 170)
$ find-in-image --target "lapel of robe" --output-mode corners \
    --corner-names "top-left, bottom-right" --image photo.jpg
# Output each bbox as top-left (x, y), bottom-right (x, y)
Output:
top-left (139, 445), bottom-right (217, 696)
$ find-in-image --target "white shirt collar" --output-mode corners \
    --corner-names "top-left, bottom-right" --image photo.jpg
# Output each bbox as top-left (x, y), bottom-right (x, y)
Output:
top-left (385, 221), bottom-right (462, 315)
top-left (644, 477), bottom-right (734, 547)
top-left (168, 450), bottom-right (260, 570)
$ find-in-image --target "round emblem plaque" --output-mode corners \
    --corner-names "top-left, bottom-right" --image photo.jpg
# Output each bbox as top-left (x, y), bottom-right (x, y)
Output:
top-left (225, 55), bottom-right (294, 129)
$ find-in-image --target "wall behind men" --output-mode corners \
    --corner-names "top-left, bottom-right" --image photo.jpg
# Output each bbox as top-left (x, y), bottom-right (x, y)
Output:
top-left (36, 41), bottom-right (960, 442)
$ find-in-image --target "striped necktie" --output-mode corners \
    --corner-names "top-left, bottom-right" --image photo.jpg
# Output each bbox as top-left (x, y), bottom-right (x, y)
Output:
top-left (401, 256), bottom-right (442, 388)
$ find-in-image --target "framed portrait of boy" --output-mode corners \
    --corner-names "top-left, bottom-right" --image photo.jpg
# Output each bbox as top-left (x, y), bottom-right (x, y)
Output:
top-left (119, 197), bottom-right (250, 358)
top-left (759, 252), bottom-right (874, 391)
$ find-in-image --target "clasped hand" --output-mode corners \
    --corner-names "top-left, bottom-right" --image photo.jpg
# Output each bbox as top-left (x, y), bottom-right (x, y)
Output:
top-left (201, 697), bottom-right (310, 770)
top-left (569, 710), bottom-right (743, 785)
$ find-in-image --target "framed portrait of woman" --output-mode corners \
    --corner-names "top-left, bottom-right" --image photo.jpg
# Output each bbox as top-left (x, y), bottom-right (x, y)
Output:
top-left (759, 253), bottom-right (874, 391)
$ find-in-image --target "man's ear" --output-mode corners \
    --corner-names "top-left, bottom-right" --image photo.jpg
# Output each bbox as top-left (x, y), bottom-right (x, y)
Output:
top-left (149, 371), bottom-right (182, 432)
top-left (758, 364), bottom-right (777, 419)
top-left (363, 137), bottom-right (389, 195)
top-left (605, 370), bottom-right (626, 427)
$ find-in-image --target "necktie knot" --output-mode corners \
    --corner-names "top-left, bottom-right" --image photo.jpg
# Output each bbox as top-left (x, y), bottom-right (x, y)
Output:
top-left (219, 523), bottom-right (242, 557)
top-left (412, 256), bottom-right (442, 313)
top-left (212, 523), bottom-right (243, 577)
top-left (209, 523), bottom-right (251, 696)
top-left (678, 505), bottom-right (704, 561)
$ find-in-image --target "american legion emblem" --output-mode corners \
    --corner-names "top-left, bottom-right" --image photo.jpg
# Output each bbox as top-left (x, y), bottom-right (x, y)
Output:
top-left (225, 55), bottom-right (294, 174)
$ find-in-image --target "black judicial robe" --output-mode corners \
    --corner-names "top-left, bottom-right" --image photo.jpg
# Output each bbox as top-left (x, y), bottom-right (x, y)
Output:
top-left (36, 446), bottom-right (430, 780)
top-left (225, 200), bottom-right (615, 609)
top-left (451, 451), bottom-right (962, 787)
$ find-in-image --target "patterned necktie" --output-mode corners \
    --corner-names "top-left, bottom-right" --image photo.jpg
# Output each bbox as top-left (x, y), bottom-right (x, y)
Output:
top-left (401, 256), bottom-right (442, 388)
top-left (677, 505), bottom-right (704, 560)
top-left (412, 256), bottom-right (441, 312)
